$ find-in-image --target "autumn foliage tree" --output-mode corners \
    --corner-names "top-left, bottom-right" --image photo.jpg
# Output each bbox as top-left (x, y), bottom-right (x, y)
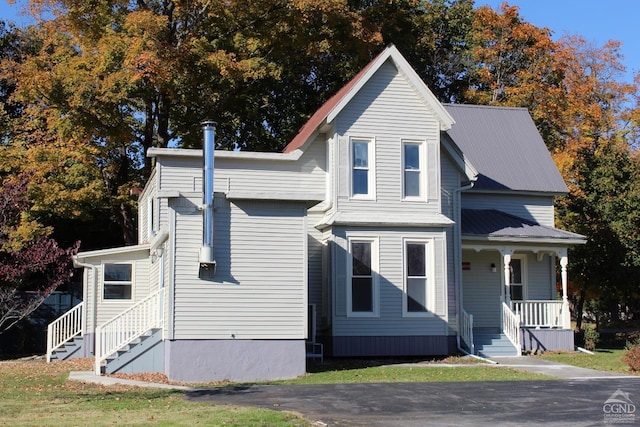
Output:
top-left (0, 178), bottom-right (78, 334)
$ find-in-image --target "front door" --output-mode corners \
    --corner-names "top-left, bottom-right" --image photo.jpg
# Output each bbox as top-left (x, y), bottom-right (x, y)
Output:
top-left (508, 255), bottom-right (526, 301)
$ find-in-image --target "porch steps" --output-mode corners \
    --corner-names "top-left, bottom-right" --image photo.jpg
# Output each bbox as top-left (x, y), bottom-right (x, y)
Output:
top-left (103, 328), bottom-right (163, 375)
top-left (473, 328), bottom-right (520, 357)
top-left (49, 336), bottom-right (84, 362)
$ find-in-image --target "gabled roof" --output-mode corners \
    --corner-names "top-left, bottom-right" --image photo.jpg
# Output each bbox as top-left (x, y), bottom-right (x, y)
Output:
top-left (282, 45), bottom-right (455, 153)
top-left (444, 104), bottom-right (568, 194)
top-left (462, 209), bottom-right (585, 244)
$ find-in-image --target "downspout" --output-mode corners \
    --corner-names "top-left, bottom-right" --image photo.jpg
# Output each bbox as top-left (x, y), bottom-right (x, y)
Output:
top-left (73, 258), bottom-right (97, 356)
top-left (452, 180), bottom-right (474, 355)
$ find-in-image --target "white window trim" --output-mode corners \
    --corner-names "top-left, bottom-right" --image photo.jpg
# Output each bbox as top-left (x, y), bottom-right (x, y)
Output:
top-left (346, 235), bottom-right (380, 317)
top-left (402, 238), bottom-right (435, 317)
top-left (349, 136), bottom-right (376, 200)
top-left (401, 139), bottom-right (427, 201)
top-left (102, 262), bottom-right (134, 302)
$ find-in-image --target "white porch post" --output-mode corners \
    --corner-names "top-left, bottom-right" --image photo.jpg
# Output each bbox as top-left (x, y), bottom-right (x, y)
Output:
top-left (501, 250), bottom-right (512, 306)
top-left (559, 249), bottom-right (571, 329)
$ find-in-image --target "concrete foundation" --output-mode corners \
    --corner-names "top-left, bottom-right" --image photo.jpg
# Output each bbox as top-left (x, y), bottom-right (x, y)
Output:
top-left (165, 339), bottom-right (306, 383)
top-left (521, 328), bottom-right (574, 353)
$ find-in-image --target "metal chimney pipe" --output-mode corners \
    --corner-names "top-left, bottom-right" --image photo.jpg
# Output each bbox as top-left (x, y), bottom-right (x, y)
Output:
top-left (199, 121), bottom-right (216, 267)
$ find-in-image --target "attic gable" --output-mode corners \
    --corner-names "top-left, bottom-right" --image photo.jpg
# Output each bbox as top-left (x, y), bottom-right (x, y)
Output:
top-left (282, 45), bottom-right (454, 154)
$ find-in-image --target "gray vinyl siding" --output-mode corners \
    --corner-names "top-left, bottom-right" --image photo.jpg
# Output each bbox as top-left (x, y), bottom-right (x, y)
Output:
top-left (332, 227), bottom-right (450, 337)
top-left (307, 209), bottom-right (325, 337)
top-left (525, 253), bottom-right (555, 300)
top-left (86, 253), bottom-right (151, 332)
top-left (462, 250), bottom-right (502, 328)
top-left (335, 60), bottom-right (442, 215)
top-left (217, 136), bottom-right (326, 195)
top-left (461, 193), bottom-right (555, 226)
top-left (156, 137), bottom-right (326, 197)
top-left (138, 169), bottom-right (158, 244)
top-left (440, 151), bottom-right (462, 321)
top-left (462, 251), bottom-right (557, 327)
top-left (171, 195), bottom-right (307, 340)
top-left (158, 157), bottom-right (202, 192)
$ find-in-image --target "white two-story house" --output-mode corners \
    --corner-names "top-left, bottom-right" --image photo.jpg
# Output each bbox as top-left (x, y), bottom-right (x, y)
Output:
top-left (46, 45), bottom-right (585, 382)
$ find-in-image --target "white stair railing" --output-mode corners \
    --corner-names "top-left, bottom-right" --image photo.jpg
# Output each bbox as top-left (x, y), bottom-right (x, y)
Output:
top-left (461, 309), bottom-right (475, 355)
top-left (94, 288), bottom-right (165, 375)
top-left (512, 300), bottom-right (563, 328)
top-left (46, 302), bottom-right (84, 363)
top-left (501, 301), bottom-right (521, 352)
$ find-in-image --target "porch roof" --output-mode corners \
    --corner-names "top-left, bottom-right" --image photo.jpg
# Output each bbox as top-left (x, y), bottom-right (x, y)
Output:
top-left (461, 209), bottom-right (585, 244)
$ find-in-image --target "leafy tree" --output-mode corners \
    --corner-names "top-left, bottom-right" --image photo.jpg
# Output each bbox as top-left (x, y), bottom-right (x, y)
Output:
top-left (3, 0), bottom-right (385, 245)
top-left (0, 178), bottom-right (78, 334)
top-left (465, 3), bottom-right (566, 150)
top-left (355, 0), bottom-right (475, 102)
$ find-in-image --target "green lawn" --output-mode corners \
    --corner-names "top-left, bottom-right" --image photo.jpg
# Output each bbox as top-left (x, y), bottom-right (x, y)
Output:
top-left (276, 364), bottom-right (553, 384)
top-left (272, 356), bottom-right (553, 384)
top-left (538, 349), bottom-right (636, 375)
top-left (0, 358), bottom-right (308, 426)
top-left (0, 355), bottom-right (557, 426)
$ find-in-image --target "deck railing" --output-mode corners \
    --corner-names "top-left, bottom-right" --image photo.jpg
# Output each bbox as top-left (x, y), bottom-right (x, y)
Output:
top-left (460, 309), bottom-right (475, 355)
top-left (512, 300), bottom-right (564, 328)
top-left (501, 301), bottom-right (521, 351)
top-left (46, 302), bottom-right (84, 363)
top-left (94, 288), bottom-right (165, 375)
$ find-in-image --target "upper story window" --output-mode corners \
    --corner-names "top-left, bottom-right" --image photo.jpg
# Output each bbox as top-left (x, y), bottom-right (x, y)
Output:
top-left (348, 237), bottom-right (379, 317)
top-left (403, 140), bottom-right (425, 199)
top-left (103, 263), bottom-right (133, 300)
top-left (351, 137), bottom-right (375, 198)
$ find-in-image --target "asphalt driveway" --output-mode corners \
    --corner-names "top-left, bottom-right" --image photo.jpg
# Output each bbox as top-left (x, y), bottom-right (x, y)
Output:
top-left (186, 379), bottom-right (640, 426)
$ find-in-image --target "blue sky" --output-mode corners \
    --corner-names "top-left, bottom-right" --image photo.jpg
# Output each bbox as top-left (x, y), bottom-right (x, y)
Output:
top-left (479, 0), bottom-right (639, 83)
top-left (1, 0), bottom-right (638, 82)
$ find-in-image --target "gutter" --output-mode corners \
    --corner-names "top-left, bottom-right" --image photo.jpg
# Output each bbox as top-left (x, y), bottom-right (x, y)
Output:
top-left (452, 180), bottom-right (475, 356)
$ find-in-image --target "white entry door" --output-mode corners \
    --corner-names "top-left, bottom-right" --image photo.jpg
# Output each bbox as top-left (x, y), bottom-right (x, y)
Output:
top-left (508, 255), bottom-right (526, 301)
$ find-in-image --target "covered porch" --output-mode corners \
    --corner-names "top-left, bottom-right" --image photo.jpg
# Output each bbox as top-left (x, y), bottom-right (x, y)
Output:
top-left (459, 209), bottom-right (586, 356)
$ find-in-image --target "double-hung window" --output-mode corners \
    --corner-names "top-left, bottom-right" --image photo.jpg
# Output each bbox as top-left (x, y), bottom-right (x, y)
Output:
top-left (351, 138), bottom-right (374, 198)
top-left (348, 238), bottom-right (379, 316)
top-left (403, 140), bottom-right (424, 199)
top-left (103, 263), bottom-right (133, 300)
top-left (404, 240), bottom-right (431, 315)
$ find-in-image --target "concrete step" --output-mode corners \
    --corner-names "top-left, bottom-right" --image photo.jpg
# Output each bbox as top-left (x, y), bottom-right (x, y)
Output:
top-left (473, 328), bottom-right (519, 357)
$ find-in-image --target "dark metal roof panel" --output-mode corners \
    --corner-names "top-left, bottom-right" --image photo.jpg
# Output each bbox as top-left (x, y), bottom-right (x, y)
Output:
top-left (462, 209), bottom-right (585, 241)
top-left (444, 104), bottom-right (568, 193)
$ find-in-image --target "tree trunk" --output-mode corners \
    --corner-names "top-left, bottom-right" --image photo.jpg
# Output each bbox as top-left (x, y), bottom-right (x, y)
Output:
top-left (575, 286), bottom-right (587, 330)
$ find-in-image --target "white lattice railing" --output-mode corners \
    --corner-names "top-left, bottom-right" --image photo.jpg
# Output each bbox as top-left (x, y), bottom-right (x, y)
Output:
top-left (461, 309), bottom-right (475, 355)
top-left (46, 302), bottom-right (84, 363)
top-left (512, 300), bottom-right (564, 328)
top-left (94, 288), bottom-right (165, 375)
top-left (501, 301), bottom-right (521, 351)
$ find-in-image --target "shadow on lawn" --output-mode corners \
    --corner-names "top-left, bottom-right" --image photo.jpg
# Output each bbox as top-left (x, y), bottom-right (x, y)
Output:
top-left (306, 354), bottom-right (471, 374)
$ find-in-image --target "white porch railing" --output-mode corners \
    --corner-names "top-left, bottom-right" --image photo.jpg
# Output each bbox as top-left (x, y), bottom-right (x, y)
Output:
top-left (94, 288), bottom-right (165, 375)
top-left (461, 309), bottom-right (475, 355)
top-left (501, 301), bottom-right (521, 351)
top-left (512, 300), bottom-right (565, 328)
top-left (46, 302), bottom-right (84, 363)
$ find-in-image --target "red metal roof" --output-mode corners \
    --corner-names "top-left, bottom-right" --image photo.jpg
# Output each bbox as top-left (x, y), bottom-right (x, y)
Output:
top-left (282, 49), bottom-right (386, 154)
